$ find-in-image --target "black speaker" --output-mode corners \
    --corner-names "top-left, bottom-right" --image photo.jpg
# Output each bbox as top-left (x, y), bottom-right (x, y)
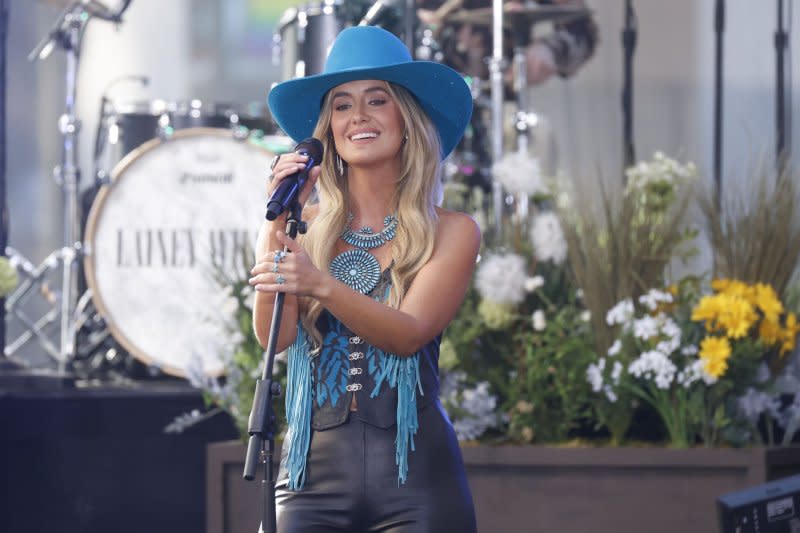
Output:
top-left (717, 473), bottom-right (800, 532)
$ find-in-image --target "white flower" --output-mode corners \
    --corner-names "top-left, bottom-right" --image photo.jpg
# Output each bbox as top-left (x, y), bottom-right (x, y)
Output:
top-left (632, 315), bottom-right (659, 340)
top-left (475, 253), bottom-right (527, 304)
top-left (628, 350), bottom-right (676, 390)
top-left (491, 151), bottom-right (544, 196)
top-left (638, 289), bottom-right (674, 311)
top-left (603, 385), bottom-right (618, 403)
top-left (580, 310), bottom-right (591, 322)
top-left (606, 299), bottom-right (634, 326)
top-left (611, 361), bottom-right (623, 385)
top-left (532, 309), bottom-right (546, 331)
top-left (607, 339), bottom-right (622, 357)
top-left (681, 345), bottom-right (698, 356)
top-left (586, 360), bottom-right (606, 392)
top-left (440, 371), bottom-right (500, 441)
top-left (524, 275), bottom-right (545, 292)
top-left (676, 359), bottom-right (704, 387)
top-left (530, 211), bottom-right (568, 265)
top-left (624, 152), bottom-right (696, 196)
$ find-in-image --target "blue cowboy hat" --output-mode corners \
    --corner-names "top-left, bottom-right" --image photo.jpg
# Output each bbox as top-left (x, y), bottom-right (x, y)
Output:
top-left (268, 25), bottom-right (473, 159)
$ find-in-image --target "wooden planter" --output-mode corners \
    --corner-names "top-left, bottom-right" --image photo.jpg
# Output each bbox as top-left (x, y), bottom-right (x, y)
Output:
top-left (207, 441), bottom-right (800, 533)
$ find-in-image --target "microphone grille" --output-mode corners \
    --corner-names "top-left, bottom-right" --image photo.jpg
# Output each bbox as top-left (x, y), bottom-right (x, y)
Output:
top-left (296, 137), bottom-right (324, 161)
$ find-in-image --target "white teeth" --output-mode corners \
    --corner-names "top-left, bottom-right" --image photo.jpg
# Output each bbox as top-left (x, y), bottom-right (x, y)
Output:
top-left (351, 132), bottom-right (378, 140)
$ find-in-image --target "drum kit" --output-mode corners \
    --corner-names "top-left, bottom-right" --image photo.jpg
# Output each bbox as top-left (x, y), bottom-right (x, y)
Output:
top-left (4, 0), bottom-right (589, 382)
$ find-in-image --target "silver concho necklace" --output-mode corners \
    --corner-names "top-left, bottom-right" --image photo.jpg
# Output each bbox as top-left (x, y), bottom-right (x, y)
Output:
top-left (330, 213), bottom-right (397, 294)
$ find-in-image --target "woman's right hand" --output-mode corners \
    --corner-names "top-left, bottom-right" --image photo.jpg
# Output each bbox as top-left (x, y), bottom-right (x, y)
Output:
top-left (267, 152), bottom-right (321, 211)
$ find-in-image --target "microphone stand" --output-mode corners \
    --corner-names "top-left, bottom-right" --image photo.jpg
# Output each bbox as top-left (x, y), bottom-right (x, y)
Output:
top-left (713, 0), bottom-right (725, 209)
top-left (775, 0), bottom-right (791, 170)
top-left (243, 201), bottom-right (307, 533)
top-left (621, 0), bottom-right (637, 172)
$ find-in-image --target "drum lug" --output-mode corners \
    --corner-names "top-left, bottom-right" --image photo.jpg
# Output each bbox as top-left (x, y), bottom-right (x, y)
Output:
top-left (156, 112), bottom-right (173, 141)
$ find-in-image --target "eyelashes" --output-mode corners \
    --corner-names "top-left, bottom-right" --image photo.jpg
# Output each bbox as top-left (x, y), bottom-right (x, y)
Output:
top-left (333, 99), bottom-right (387, 112)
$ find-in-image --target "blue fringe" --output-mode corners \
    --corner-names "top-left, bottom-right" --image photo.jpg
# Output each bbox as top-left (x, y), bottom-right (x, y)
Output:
top-left (371, 349), bottom-right (423, 486)
top-left (284, 322), bottom-right (312, 491)
top-left (283, 272), bottom-right (424, 489)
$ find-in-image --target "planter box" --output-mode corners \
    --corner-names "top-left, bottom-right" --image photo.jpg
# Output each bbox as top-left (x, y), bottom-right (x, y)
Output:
top-left (207, 441), bottom-right (800, 533)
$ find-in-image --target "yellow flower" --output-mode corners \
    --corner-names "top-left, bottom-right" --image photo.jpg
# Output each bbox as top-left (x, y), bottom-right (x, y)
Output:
top-left (759, 317), bottom-right (782, 345)
top-left (780, 312), bottom-right (800, 355)
top-left (710, 278), bottom-right (731, 292)
top-left (753, 283), bottom-right (784, 324)
top-left (699, 336), bottom-right (731, 378)
top-left (715, 293), bottom-right (757, 339)
top-left (692, 294), bottom-right (722, 323)
top-left (712, 278), bottom-right (751, 299)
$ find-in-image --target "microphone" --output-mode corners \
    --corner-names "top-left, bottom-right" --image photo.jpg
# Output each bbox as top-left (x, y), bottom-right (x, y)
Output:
top-left (265, 137), bottom-right (323, 221)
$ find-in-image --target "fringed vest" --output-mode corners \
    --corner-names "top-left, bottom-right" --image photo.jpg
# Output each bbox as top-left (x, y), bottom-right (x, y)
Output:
top-left (282, 269), bottom-right (440, 491)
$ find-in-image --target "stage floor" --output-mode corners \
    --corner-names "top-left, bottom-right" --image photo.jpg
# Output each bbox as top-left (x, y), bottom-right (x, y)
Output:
top-left (0, 379), bottom-right (238, 533)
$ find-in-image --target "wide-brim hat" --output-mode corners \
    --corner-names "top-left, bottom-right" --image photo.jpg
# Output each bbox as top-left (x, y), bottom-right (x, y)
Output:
top-left (268, 25), bottom-right (473, 159)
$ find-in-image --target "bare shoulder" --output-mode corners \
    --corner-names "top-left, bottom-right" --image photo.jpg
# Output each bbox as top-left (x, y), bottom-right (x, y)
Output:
top-left (435, 206), bottom-right (481, 243)
top-left (433, 207), bottom-right (481, 258)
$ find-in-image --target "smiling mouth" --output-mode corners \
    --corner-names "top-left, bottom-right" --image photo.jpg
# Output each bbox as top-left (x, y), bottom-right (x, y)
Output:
top-left (349, 132), bottom-right (379, 141)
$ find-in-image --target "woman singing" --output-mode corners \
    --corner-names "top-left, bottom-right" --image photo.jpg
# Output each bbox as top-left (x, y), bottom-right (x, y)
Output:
top-left (249, 25), bottom-right (480, 532)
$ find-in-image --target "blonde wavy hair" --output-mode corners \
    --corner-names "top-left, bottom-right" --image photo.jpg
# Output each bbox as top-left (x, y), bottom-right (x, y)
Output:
top-left (299, 82), bottom-right (443, 346)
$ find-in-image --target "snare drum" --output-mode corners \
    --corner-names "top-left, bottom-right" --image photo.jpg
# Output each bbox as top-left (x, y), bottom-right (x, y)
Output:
top-left (83, 128), bottom-right (276, 378)
top-left (98, 100), bottom-right (274, 166)
top-left (277, 0), bottom-right (349, 80)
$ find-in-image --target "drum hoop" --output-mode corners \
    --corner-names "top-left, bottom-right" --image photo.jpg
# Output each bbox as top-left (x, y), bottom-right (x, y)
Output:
top-left (112, 100), bottom-right (268, 119)
top-left (83, 127), bottom-right (274, 378)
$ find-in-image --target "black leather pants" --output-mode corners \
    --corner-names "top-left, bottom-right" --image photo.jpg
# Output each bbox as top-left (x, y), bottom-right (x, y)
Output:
top-left (275, 401), bottom-right (477, 533)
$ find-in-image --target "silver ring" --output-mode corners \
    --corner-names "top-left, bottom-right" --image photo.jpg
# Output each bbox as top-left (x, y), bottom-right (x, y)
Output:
top-left (274, 250), bottom-right (286, 263)
top-left (271, 263), bottom-right (279, 273)
top-left (270, 154), bottom-right (281, 171)
top-left (276, 275), bottom-right (286, 285)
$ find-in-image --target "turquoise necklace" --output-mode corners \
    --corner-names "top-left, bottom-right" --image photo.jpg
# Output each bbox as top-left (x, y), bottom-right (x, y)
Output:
top-left (330, 214), bottom-right (397, 294)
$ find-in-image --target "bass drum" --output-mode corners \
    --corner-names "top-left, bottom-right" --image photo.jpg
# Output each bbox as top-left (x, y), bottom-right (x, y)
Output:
top-left (83, 128), bottom-right (276, 378)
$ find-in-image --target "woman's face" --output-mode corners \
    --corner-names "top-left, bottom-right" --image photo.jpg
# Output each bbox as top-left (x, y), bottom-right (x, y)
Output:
top-left (329, 79), bottom-right (405, 170)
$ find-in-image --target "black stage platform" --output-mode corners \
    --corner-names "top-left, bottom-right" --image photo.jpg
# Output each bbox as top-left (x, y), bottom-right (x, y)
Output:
top-left (0, 380), bottom-right (239, 533)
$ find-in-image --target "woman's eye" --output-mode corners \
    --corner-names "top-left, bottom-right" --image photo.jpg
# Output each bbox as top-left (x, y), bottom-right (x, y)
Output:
top-left (334, 103), bottom-right (351, 111)
top-left (369, 98), bottom-right (386, 106)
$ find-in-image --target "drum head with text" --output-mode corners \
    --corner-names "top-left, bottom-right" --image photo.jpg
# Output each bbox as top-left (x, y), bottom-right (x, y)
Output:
top-left (84, 128), bottom-right (275, 378)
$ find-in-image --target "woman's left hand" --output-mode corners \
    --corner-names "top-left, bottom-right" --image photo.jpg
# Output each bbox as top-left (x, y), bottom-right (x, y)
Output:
top-left (249, 230), bottom-right (328, 298)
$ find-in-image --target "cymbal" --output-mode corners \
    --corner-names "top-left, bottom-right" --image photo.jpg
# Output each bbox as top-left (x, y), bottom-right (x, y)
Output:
top-left (446, 4), bottom-right (591, 28)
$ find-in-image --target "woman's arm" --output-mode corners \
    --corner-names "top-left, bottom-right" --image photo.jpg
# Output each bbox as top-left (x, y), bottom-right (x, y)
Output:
top-left (250, 155), bottom-right (319, 352)
top-left (253, 209), bottom-right (481, 356)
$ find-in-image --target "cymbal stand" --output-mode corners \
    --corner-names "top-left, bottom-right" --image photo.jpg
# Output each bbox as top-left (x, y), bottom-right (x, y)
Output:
top-left (512, 41), bottom-right (531, 221)
top-left (489, 0), bottom-right (505, 231)
top-left (11, 2), bottom-right (99, 370)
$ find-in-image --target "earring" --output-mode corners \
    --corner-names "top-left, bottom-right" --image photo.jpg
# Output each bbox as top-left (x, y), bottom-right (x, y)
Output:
top-left (336, 153), bottom-right (344, 176)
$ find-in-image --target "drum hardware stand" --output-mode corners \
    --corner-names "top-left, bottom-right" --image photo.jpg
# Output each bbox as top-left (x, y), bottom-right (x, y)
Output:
top-left (712, 0), bottom-right (725, 209)
top-left (489, 0), bottom-right (505, 232)
top-left (775, 0), bottom-right (792, 171)
top-left (6, 1), bottom-right (132, 373)
top-left (243, 203), bottom-right (307, 533)
top-left (0, 0), bottom-right (9, 365)
top-left (622, 0), bottom-right (637, 172)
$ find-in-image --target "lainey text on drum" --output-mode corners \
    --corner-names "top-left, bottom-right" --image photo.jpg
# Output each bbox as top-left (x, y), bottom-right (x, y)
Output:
top-left (113, 227), bottom-right (252, 271)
